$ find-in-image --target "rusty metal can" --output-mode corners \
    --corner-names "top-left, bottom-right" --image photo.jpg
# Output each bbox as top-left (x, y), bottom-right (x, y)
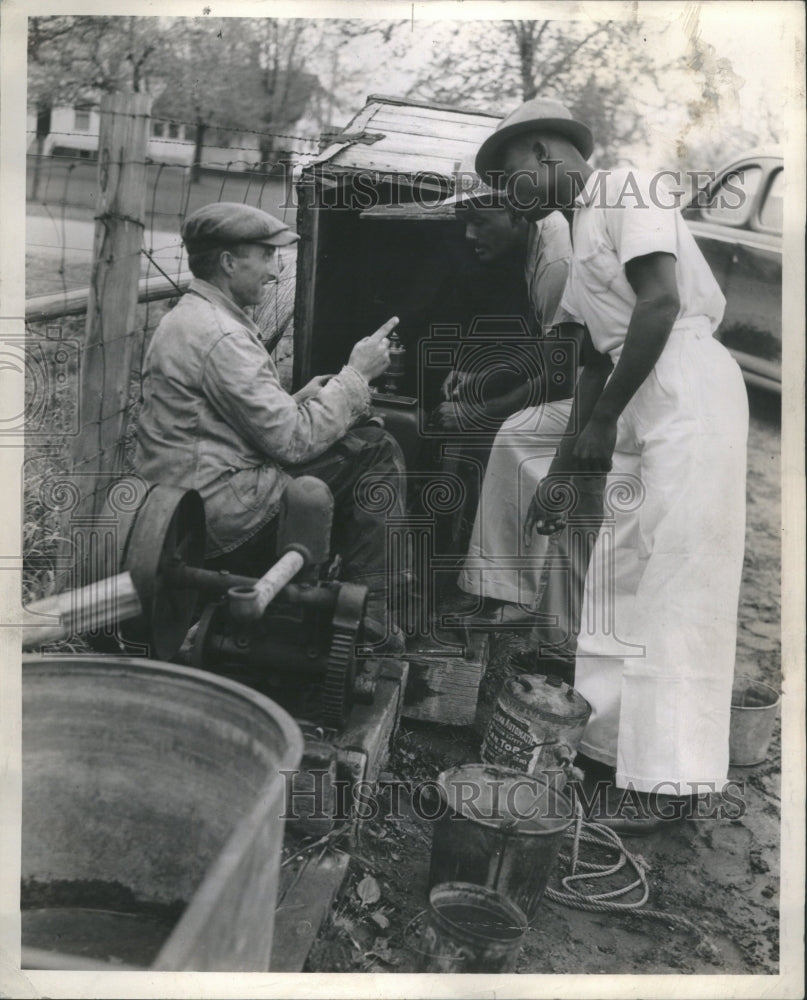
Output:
top-left (481, 673), bottom-right (591, 782)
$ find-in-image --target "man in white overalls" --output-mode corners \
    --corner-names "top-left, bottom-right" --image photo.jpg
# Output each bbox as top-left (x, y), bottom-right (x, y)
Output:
top-left (476, 99), bottom-right (748, 833)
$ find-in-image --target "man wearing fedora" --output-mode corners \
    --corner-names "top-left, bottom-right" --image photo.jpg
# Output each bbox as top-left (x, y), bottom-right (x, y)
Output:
top-left (475, 98), bottom-right (748, 831)
top-left (135, 201), bottom-right (406, 653)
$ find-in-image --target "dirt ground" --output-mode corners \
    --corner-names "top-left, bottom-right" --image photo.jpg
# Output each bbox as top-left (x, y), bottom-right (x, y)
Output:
top-left (305, 386), bottom-right (782, 976)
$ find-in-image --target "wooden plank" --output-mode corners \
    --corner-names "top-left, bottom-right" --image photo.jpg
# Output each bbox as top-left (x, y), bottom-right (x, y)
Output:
top-left (368, 112), bottom-right (498, 143)
top-left (337, 660), bottom-right (408, 787)
top-left (72, 92), bottom-right (152, 520)
top-left (271, 662), bottom-right (407, 972)
top-left (365, 94), bottom-right (501, 121)
top-left (401, 632), bottom-right (489, 725)
top-left (25, 271), bottom-right (192, 324)
top-left (325, 144), bottom-right (477, 176)
top-left (340, 130), bottom-right (490, 161)
top-left (271, 849), bottom-right (351, 972)
top-left (360, 204), bottom-right (456, 222)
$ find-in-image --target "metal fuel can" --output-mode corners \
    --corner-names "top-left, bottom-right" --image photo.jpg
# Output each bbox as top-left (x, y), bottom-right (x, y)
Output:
top-left (481, 673), bottom-right (591, 783)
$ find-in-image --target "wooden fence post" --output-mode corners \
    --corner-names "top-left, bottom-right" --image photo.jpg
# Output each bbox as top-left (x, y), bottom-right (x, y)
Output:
top-left (72, 91), bottom-right (152, 521)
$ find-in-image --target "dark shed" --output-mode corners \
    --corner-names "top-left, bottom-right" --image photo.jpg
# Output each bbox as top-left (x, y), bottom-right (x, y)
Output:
top-left (291, 95), bottom-right (506, 396)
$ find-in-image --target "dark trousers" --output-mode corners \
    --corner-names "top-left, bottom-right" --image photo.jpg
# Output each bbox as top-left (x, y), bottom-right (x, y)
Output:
top-left (205, 427), bottom-right (406, 614)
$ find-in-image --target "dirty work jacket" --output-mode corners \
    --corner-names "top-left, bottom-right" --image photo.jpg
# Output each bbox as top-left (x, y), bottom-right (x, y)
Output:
top-left (135, 278), bottom-right (372, 557)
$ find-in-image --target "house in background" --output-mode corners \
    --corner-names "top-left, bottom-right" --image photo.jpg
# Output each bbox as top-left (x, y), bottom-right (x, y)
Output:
top-left (26, 104), bottom-right (320, 172)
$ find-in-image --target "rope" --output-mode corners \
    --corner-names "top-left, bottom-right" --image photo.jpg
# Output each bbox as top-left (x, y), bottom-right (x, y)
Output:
top-left (544, 800), bottom-right (718, 958)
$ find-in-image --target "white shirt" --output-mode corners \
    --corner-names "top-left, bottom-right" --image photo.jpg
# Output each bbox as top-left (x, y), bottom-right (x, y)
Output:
top-left (524, 211), bottom-right (572, 333)
top-left (561, 168), bottom-right (726, 362)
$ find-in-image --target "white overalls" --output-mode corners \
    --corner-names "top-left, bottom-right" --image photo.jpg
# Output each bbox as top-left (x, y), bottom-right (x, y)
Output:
top-left (563, 169), bottom-right (749, 793)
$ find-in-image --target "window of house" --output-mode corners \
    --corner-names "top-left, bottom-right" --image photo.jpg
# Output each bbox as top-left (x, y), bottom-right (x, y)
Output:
top-left (168, 123), bottom-right (180, 139)
top-left (152, 122), bottom-right (165, 138)
top-left (73, 107), bottom-right (91, 131)
top-left (702, 165), bottom-right (763, 227)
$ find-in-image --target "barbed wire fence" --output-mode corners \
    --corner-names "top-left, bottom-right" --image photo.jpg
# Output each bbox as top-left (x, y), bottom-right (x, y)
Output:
top-left (23, 93), bottom-right (320, 602)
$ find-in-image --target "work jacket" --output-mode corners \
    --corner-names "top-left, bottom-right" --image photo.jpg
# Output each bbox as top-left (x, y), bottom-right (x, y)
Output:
top-left (135, 278), bottom-right (371, 557)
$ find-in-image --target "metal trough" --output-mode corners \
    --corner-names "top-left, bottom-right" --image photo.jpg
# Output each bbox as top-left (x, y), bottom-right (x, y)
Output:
top-left (22, 655), bottom-right (303, 971)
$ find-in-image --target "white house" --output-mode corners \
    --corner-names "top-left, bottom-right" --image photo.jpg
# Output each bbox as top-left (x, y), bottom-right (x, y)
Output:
top-left (27, 104), bottom-right (320, 172)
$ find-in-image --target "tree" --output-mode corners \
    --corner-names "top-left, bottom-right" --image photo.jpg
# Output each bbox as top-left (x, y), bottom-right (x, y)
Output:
top-left (152, 18), bottom-right (321, 181)
top-left (27, 15), bottom-right (170, 196)
top-left (405, 19), bottom-right (674, 162)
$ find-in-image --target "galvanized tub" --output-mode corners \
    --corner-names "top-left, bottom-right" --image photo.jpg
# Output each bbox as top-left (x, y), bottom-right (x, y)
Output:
top-left (729, 674), bottom-right (780, 766)
top-left (22, 655), bottom-right (303, 971)
top-left (429, 763), bottom-right (574, 923)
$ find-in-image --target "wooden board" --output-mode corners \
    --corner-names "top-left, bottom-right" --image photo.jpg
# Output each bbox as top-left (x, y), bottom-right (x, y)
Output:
top-left (271, 849), bottom-right (351, 972)
top-left (309, 97), bottom-right (501, 182)
top-left (271, 661), bottom-right (408, 972)
top-left (337, 659), bottom-right (408, 787)
top-left (401, 631), bottom-right (489, 725)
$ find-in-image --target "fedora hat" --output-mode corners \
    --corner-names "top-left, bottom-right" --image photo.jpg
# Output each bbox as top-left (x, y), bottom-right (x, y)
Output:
top-left (475, 97), bottom-right (594, 183)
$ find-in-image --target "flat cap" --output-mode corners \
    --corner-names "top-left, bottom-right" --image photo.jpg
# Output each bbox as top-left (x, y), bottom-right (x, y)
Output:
top-left (476, 98), bottom-right (594, 184)
top-left (182, 201), bottom-right (299, 254)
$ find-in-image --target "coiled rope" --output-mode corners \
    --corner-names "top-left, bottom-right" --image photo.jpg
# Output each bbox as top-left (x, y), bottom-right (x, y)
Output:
top-left (545, 801), bottom-right (717, 958)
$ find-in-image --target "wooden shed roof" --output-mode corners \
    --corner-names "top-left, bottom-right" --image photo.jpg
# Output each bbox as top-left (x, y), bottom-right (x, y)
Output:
top-left (309, 95), bottom-right (503, 181)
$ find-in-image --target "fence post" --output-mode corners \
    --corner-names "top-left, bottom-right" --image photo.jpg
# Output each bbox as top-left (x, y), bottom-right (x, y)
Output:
top-left (72, 91), bottom-right (152, 524)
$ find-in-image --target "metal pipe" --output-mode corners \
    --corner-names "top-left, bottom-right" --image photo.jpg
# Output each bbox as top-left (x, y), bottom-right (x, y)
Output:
top-left (22, 571), bottom-right (141, 649)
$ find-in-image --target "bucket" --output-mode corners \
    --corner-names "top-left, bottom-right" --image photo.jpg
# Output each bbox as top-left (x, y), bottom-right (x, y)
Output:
top-left (415, 882), bottom-right (527, 973)
top-left (729, 674), bottom-right (780, 766)
top-left (429, 763), bottom-right (573, 922)
top-left (22, 655), bottom-right (303, 971)
top-left (482, 673), bottom-right (591, 785)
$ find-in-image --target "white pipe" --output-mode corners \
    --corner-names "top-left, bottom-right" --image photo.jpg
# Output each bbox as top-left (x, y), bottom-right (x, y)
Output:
top-left (227, 550), bottom-right (305, 622)
top-left (22, 571), bottom-right (142, 649)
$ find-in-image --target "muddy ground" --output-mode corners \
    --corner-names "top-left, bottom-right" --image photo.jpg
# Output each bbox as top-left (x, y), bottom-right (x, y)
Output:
top-left (305, 386), bottom-right (783, 976)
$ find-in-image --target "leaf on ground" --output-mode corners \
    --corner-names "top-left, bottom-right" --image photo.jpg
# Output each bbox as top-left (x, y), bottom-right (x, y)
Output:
top-left (366, 938), bottom-right (400, 965)
top-left (370, 910), bottom-right (389, 930)
top-left (356, 874), bottom-right (381, 905)
top-left (331, 912), bottom-right (356, 936)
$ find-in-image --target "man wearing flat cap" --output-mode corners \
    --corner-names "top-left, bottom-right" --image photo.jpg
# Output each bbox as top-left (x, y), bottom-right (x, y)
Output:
top-left (476, 98), bottom-right (748, 831)
top-left (135, 201), bottom-right (405, 652)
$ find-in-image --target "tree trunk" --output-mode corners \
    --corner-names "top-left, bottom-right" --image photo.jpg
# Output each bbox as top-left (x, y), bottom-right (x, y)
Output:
top-left (517, 22), bottom-right (537, 100)
top-left (191, 121), bottom-right (207, 183)
top-left (30, 103), bottom-right (52, 201)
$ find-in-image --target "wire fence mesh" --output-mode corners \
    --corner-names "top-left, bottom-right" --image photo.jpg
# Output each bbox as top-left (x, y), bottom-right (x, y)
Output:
top-left (23, 112), bottom-right (308, 600)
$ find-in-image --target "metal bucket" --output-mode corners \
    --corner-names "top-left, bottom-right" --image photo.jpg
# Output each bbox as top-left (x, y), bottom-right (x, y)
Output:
top-left (482, 673), bottom-right (591, 785)
top-left (429, 763), bottom-right (574, 923)
top-left (729, 674), bottom-right (780, 766)
top-left (415, 882), bottom-right (527, 973)
top-left (22, 655), bottom-right (303, 971)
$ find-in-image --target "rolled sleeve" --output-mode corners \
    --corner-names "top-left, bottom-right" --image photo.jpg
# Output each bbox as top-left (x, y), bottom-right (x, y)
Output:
top-left (201, 332), bottom-right (371, 465)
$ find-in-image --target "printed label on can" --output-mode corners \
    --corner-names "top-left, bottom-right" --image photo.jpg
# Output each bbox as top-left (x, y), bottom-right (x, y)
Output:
top-left (482, 704), bottom-right (557, 773)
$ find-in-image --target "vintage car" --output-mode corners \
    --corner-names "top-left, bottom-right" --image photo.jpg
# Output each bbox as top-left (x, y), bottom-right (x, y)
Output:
top-left (681, 149), bottom-right (783, 393)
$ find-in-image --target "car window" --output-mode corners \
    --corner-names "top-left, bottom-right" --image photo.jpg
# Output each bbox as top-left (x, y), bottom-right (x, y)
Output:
top-left (759, 168), bottom-right (784, 233)
top-left (702, 165), bottom-right (763, 227)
